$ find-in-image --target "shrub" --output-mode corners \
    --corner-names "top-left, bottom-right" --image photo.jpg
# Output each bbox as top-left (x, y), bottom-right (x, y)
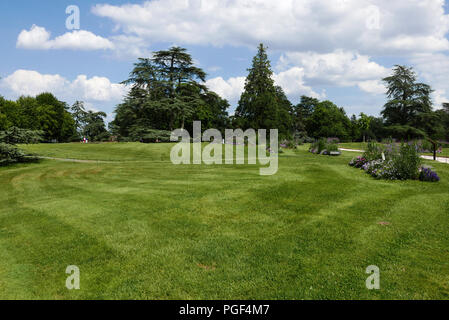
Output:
top-left (363, 141), bottom-right (384, 161)
top-left (0, 127), bottom-right (43, 145)
top-left (349, 156), bottom-right (368, 168)
top-left (0, 143), bottom-right (38, 166)
top-left (309, 138), bottom-right (340, 155)
top-left (392, 143), bottom-right (421, 180)
top-left (419, 168), bottom-right (440, 182)
top-left (326, 142), bottom-right (339, 152)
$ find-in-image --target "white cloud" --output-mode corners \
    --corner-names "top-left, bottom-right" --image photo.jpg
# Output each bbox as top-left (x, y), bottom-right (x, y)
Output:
top-left (1, 70), bottom-right (67, 97)
top-left (273, 67), bottom-right (323, 99)
top-left (277, 50), bottom-right (390, 94)
top-left (206, 67), bottom-right (322, 107)
top-left (206, 76), bottom-right (246, 105)
top-left (357, 80), bottom-right (386, 95)
top-left (409, 53), bottom-right (449, 108)
top-left (92, 0), bottom-right (449, 55)
top-left (0, 70), bottom-right (127, 104)
top-left (17, 25), bottom-right (114, 51)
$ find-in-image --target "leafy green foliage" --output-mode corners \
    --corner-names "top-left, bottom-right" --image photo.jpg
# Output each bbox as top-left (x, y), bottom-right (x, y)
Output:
top-left (0, 93), bottom-right (77, 142)
top-left (0, 143), bottom-right (38, 166)
top-left (70, 101), bottom-right (109, 142)
top-left (309, 138), bottom-right (339, 155)
top-left (0, 127), bottom-right (43, 145)
top-left (392, 143), bottom-right (422, 180)
top-left (305, 101), bottom-right (352, 141)
top-left (113, 46), bottom-right (228, 140)
top-left (363, 141), bottom-right (384, 161)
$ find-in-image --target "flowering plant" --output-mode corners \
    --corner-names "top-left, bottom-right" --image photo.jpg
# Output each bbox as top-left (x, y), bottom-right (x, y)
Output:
top-left (419, 168), bottom-right (440, 182)
top-left (349, 156), bottom-right (368, 168)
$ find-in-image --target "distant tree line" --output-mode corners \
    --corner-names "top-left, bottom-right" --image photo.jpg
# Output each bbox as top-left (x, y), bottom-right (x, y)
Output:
top-left (0, 94), bottom-right (109, 143)
top-left (110, 44), bottom-right (449, 143)
top-left (1, 45), bottom-right (448, 145)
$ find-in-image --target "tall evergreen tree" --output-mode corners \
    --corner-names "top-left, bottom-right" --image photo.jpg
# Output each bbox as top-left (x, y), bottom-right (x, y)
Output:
top-left (235, 44), bottom-right (292, 137)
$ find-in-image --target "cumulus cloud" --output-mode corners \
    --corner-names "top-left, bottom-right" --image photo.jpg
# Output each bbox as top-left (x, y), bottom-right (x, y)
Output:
top-left (277, 50), bottom-right (390, 94)
top-left (205, 76), bottom-right (246, 105)
top-left (273, 67), bottom-right (323, 99)
top-left (409, 53), bottom-right (449, 109)
top-left (0, 70), bottom-right (127, 104)
top-left (206, 67), bottom-right (322, 108)
top-left (92, 0), bottom-right (449, 55)
top-left (17, 25), bottom-right (114, 50)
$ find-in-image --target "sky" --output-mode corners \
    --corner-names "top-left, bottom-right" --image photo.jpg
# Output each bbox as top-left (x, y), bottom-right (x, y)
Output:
top-left (1, 0), bottom-right (449, 122)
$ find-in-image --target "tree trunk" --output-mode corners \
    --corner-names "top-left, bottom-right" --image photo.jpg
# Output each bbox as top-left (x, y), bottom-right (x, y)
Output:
top-left (433, 142), bottom-right (437, 161)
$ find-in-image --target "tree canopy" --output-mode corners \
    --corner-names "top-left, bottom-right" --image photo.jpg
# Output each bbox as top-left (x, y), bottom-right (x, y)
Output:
top-left (111, 46), bottom-right (229, 140)
top-left (234, 44), bottom-right (292, 138)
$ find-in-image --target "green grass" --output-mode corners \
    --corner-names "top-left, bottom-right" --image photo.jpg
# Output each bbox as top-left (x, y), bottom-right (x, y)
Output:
top-left (1, 142), bottom-right (449, 299)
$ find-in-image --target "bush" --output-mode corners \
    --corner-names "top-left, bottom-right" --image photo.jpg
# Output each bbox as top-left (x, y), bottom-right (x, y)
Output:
top-left (419, 168), bottom-right (440, 182)
top-left (392, 143), bottom-right (421, 180)
top-left (310, 138), bottom-right (340, 156)
top-left (0, 143), bottom-right (37, 166)
top-left (363, 141), bottom-right (384, 161)
top-left (0, 127), bottom-right (43, 145)
top-left (349, 156), bottom-right (368, 168)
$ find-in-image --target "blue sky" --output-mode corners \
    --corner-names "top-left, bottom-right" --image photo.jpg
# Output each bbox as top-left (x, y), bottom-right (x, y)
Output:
top-left (1, 0), bottom-right (449, 121)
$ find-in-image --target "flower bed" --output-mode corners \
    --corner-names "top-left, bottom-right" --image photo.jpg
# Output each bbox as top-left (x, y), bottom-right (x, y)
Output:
top-left (349, 142), bottom-right (440, 182)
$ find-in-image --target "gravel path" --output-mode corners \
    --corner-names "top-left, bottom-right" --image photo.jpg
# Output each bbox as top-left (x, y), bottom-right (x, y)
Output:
top-left (37, 156), bottom-right (111, 163)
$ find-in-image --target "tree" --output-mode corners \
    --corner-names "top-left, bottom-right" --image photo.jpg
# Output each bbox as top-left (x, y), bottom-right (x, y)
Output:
top-left (235, 44), bottom-right (292, 138)
top-left (350, 115), bottom-right (361, 142)
top-left (358, 113), bottom-right (372, 143)
top-left (83, 111), bottom-right (109, 142)
top-left (292, 96), bottom-right (322, 140)
top-left (382, 65), bottom-right (433, 128)
top-left (69, 101), bottom-right (108, 141)
top-left (71, 101), bottom-right (87, 134)
top-left (121, 46), bottom-right (208, 131)
top-left (305, 100), bottom-right (352, 141)
top-left (113, 46), bottom-right (230, 140)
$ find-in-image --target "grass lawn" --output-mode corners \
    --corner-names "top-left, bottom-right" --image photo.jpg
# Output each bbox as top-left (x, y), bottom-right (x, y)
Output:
top-left (1, 143), bottom-right (449, 299)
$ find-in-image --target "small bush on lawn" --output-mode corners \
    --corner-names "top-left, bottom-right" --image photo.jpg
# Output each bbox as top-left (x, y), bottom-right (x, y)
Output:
top-left (419, 168), bottom-right (440, 182)
top-left (349, 156), bottom-right (368, 168)
top-left (0, 143), bottom-right (38, 166)
top-left (309, 138), bottom-right (340, 156)
top-left (392, 143), bottom-right (421, 180)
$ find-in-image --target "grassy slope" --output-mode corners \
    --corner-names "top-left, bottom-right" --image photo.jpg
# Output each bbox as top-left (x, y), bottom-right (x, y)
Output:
top-left (0, 143), bottom-right (448, 299)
